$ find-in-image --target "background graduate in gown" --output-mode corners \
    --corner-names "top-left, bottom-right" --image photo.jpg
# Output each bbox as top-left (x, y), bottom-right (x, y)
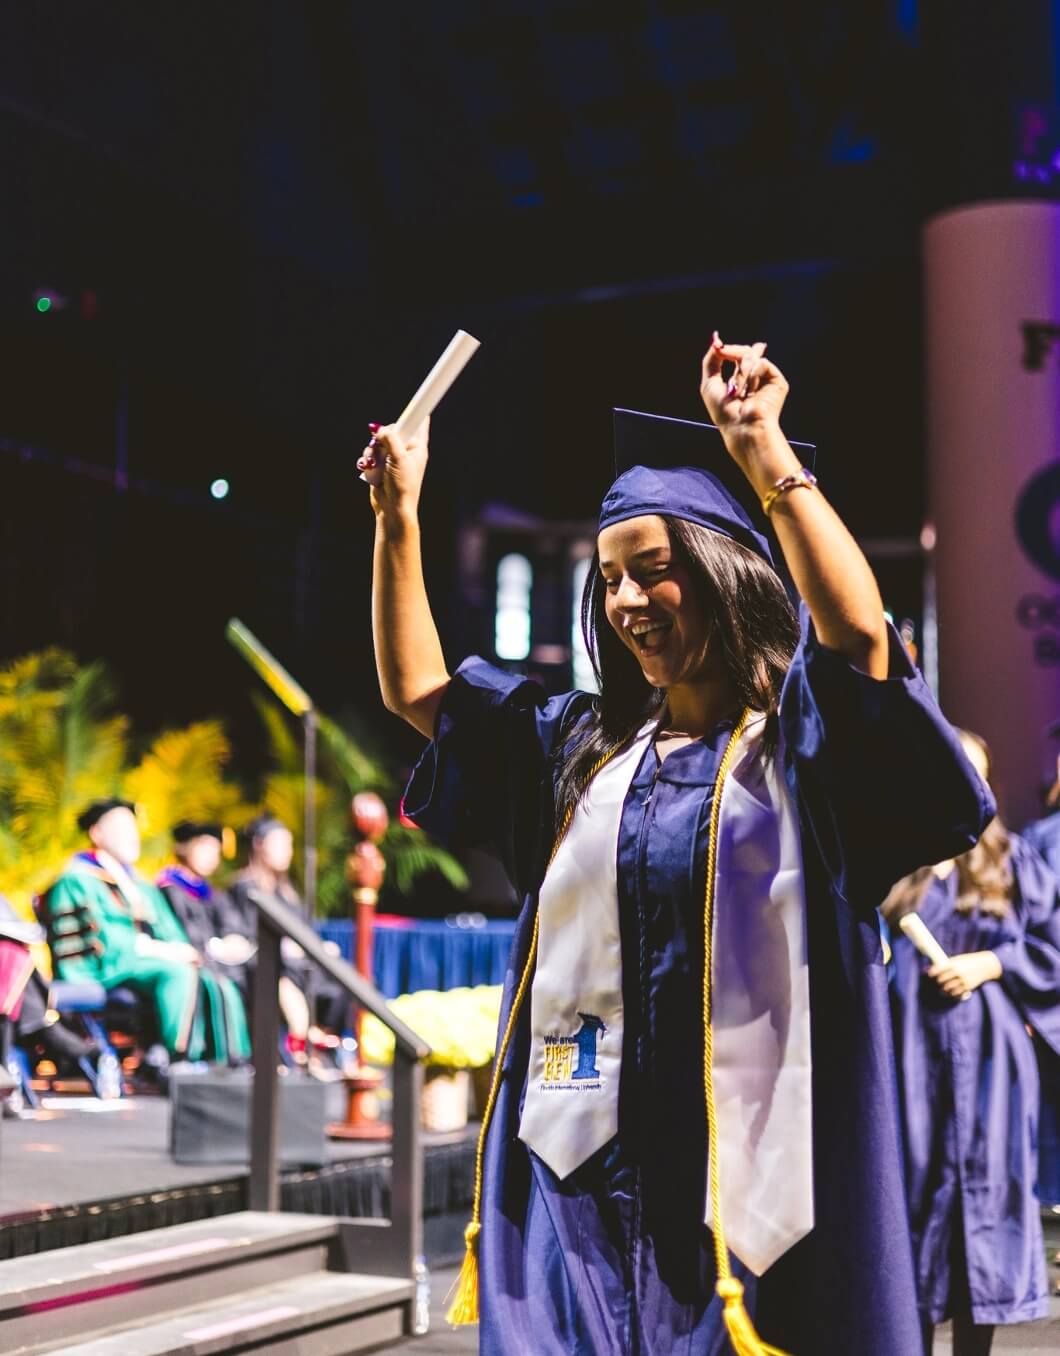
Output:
top-left (367, 336), bottom-right (994, 1354)
top-left (885, 729), bottom-right (1060, 1356)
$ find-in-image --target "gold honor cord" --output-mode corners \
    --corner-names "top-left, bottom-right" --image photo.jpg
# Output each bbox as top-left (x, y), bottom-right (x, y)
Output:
top-left (703, 709), bottom-right (791, 1356)
top-left (447, 746), bottom-right (620, 1326)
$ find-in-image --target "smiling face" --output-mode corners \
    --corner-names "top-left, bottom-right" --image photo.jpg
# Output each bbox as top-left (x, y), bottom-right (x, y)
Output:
top-left (597, 515), bottom-right (712, 689)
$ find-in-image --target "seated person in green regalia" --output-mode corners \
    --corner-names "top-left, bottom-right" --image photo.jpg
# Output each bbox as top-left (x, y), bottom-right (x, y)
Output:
top-left (42, 799), bottom-right (250, 1065)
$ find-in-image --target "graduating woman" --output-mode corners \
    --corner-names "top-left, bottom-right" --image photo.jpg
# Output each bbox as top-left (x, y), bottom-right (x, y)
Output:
top-left (884, 730), bottom-right (1060, 1356)
top-left (366, 336), bottom-right (994, 1355)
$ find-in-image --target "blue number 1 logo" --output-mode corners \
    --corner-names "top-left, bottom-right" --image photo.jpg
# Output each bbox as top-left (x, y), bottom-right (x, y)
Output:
top-left (572, 1013), bottom-right (606, 1080)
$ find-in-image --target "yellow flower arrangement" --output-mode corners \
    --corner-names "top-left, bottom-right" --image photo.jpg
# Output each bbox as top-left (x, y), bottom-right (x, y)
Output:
top-left (360, 985), bottom-right (502, 1069)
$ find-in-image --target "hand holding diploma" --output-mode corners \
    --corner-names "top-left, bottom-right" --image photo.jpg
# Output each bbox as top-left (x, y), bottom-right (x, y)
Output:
top-left (358, 329), bottom-right (480, 494)
top-left (899, 913), bottom-right (999, 1000)
top-left (927, 950), bottom-right (1002, 1000)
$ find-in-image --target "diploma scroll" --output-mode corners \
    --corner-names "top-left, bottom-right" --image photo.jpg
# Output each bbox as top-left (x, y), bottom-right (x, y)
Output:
top-left (898, 913), bottom-right (972, 1000)
top-left (360, 329), bottom-right (481, 485)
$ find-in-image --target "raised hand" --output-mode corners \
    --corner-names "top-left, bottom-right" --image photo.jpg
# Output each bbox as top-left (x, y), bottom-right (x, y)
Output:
top-left (359, 416), bottom-right (431, 519)
top-left (699, 333), bottom-right (789, 449)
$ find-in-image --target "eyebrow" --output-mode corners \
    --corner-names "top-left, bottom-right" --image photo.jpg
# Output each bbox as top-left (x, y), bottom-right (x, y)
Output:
top-left (598, 546), bottom-right (670, 571)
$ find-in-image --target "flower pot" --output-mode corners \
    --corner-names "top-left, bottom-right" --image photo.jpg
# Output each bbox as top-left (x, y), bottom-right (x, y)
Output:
top-left (421, 1067), bottom-right (470, 1132)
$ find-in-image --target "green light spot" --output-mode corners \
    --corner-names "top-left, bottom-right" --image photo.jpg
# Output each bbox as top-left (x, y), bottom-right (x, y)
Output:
top-left (36, 297), bottom-right (52, 313)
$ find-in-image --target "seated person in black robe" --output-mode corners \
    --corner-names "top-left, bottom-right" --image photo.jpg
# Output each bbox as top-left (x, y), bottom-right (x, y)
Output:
top-left (225, 816), bottom-right (347, 1069)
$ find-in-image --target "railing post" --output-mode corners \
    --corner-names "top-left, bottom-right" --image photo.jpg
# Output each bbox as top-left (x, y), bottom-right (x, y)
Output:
top-left (390, 1051), bottom-right (424, 1276)
top-left (248, 915), bottom-right (281, 1211)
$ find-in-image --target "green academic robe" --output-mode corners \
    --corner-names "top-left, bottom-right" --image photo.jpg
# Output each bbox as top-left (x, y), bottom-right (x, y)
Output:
top-left (45, 854), bottom-right (249, 1062)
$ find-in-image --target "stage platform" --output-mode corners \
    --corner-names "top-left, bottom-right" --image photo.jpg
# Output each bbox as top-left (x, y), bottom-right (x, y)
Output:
top-left (0, 1093), bottom-right (476, 1268)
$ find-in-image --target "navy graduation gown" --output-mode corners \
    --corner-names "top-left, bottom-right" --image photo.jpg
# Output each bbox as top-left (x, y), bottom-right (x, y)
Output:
top-left (1024, 811), bottom-right (1060, 878)
top-left (891, 837), bottom-right (1060, 1325)
top-left (1023, 816), bottom-right (1060, 1208)
top-left (404, 612), bottom-right (993, 1355)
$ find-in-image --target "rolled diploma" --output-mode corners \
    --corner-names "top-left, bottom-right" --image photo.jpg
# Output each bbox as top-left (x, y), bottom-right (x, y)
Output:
top-left (360, 329), bottom-right (481, 484)
top-left (898, 913), bottom-right (972, 999)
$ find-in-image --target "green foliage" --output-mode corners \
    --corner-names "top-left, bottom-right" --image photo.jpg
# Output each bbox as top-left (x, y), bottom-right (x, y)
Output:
top-left (125, 721), bottom-right (255, 875)
top-left (0, 647), bottom-right (467, 921)
top-left (255, 695), bottom-right (468, 917)
top-left (0, 650), bottom-right (130, 908)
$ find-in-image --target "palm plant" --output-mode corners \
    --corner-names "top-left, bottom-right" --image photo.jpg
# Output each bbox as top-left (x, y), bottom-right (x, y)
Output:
top-left (0, 650), bottom-right (129, 910)
top-left (0, 646), bottom-right (468, 924)
top-left (0, 650), bottom-right (251, 913)
top-left (254, 694), bottom-right (468, 916)
top-left (125, 720), bottom-right (255, 878)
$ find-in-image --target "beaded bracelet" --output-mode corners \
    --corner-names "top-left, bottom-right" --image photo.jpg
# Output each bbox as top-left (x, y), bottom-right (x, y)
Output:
top-left (761, 468), bottom-right (818, 516)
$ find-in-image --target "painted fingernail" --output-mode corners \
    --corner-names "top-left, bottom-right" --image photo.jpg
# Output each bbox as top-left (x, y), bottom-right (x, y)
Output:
top-left (367, 422), bottom-right (381, 433)
top-left (726, 378), bottom-right (738, 397)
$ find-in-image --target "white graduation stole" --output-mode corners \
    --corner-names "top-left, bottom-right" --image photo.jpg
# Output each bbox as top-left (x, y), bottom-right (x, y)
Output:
top-left (518, 714), bottom-right (814, 1277)
top-left (518, 725), bottom-right (654, 1179)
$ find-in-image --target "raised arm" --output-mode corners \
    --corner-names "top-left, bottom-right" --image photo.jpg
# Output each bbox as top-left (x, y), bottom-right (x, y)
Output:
top-left (700, 335), bottom-right (889, 678)
top-left (364, 419), bottom-right (450, 738)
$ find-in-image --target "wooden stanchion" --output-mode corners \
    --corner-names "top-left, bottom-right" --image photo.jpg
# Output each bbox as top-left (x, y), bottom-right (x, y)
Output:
top-left (328, 794), bottom-right (392, 1140)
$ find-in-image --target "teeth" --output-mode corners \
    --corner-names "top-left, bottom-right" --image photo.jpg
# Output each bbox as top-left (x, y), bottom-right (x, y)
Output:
top-left (630, 621), bottom-right (664, 636)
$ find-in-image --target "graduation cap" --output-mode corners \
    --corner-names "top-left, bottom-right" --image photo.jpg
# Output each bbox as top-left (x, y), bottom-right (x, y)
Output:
top-left (77, 798), bottom-right (136, 833)
top-left (602, 409), bottom-right (816, 566)
top-left (171, 820), bottom-right (224, 844)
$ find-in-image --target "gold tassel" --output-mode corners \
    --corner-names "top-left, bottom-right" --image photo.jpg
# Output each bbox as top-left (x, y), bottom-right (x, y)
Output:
top-left (445, 1220), bottom-right (482, 1326)
top-left (717, 1277), bottom-right (790, 1356)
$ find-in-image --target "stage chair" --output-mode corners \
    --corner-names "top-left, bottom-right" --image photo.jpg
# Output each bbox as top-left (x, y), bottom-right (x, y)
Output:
top-left (32, 890), bottom-right (148, 1098)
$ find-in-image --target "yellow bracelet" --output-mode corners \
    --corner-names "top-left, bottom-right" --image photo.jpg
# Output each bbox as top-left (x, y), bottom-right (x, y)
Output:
top-left (761, 468), bottom-right (818, 516)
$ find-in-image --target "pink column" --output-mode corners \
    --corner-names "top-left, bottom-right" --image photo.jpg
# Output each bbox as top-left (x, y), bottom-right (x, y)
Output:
top-left (924, 201), bottom-right (1060, 826)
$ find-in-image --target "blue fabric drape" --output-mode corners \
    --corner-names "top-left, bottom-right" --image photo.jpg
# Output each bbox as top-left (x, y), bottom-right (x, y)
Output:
top-left (314, 917), bottom-right (515, 998)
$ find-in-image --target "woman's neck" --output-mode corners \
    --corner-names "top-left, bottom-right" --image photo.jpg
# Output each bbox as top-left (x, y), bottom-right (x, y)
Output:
top-left (662, 674), bottom-right (740, 738)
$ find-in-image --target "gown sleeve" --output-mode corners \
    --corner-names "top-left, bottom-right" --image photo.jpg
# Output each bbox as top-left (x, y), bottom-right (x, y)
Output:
top-left (991, 835), bottom-right (1060, 1057)
top-left (49, 874), bottom-right (139, 977)
top-left (401, 656), bottom-right (590, 897)
top-left (780, 605), bottom-right (995, 911)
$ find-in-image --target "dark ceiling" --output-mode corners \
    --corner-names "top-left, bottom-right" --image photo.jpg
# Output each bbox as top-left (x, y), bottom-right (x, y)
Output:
top-left (0, 2), bottom-right (1053, 730)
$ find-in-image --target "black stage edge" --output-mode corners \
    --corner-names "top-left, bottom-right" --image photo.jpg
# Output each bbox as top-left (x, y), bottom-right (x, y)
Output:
top-left (0, 1099), bottom-right (476, 1268)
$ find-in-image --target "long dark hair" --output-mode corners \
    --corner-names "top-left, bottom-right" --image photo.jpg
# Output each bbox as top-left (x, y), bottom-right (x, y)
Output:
top-left (881, 729), bottom-right (1014, 921)
top-left (552, 517), bottom-right (799, 830)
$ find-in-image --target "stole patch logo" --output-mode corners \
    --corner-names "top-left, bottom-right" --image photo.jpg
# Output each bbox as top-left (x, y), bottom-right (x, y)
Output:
top-left (542, 1013), bottom-right (606, 1085)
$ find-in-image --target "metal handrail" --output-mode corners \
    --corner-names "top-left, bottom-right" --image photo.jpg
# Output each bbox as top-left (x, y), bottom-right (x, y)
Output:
top-left (246, 887), bottom-right (428, 1285)
top-left (247, 888), bottom-right (430, 1059)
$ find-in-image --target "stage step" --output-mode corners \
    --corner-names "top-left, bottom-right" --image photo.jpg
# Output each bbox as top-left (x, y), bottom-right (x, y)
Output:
top-left (0, 1211), bottom-right (414, 1354)
top-left (34, 1271), bottom-right (413, 1355)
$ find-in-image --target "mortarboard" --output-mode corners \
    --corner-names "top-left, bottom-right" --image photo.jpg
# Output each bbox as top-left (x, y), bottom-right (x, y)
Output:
top-left (171, 820), bottom-right (224, 844)
top-left (77, 798), bottom-right (136, 833)
top-left (601, 409), bottom-right (816, 567)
